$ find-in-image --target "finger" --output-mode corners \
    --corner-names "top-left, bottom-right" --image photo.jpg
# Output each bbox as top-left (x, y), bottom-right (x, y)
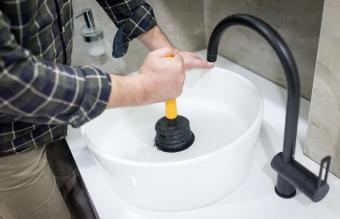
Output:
top-left (173, 52), bottom-right (184, 63)
top-left (183, 52), bottom-right (201, 60)
top-left (189, 56), bottom-right (214, 69)
top-left (152, 47), bottom-right (177, 57)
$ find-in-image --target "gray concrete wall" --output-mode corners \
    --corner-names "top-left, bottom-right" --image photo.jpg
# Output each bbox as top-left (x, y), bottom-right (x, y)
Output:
top-left (71, 0), bottom-right (205, 74)
top-left (203, 0), bottom-right (324, 99)
top-left (304, 0), bottom-right (340, 178)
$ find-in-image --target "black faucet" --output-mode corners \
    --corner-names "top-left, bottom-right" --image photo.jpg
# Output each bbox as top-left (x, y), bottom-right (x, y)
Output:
top-left (207, 14), bottom-right (331, 202)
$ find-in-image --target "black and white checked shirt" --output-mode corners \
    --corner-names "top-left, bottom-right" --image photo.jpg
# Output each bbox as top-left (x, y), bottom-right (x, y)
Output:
top-left (0, 0), bottom-right (157, 156)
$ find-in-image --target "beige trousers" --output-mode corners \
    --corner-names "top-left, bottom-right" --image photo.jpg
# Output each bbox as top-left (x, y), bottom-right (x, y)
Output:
top-left (0, 147), bottom-right (72, 219)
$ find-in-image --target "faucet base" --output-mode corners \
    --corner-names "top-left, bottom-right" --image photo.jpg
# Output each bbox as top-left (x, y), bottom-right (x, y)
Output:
top-left (274, 174), bottom-right (296, 199)
top-left (275, 186), bottom-right (296, 199)
top-left (271, 152), bottom-right (331, 202)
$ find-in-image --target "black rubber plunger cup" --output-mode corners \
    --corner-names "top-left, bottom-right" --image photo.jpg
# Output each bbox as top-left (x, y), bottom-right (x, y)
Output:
top-left (155, 99), bottom-right (195, 152)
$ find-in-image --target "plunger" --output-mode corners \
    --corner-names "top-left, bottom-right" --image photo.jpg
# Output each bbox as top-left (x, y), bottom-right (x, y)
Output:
top-left (154, 64), bottom-right (195, 152)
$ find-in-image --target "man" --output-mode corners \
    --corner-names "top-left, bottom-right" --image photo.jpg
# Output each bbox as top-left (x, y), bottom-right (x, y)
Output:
top-left (0, 0), bottom-right (212, 218)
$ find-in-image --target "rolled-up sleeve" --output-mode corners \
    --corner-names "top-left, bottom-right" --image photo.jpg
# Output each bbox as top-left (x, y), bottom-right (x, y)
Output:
top-left (96, 0), bottom-right (157, 57)
top-left (0, 10), bottom-right (111, 128)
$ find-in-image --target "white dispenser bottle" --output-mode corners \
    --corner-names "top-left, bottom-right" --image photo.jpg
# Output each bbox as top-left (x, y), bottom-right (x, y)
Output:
top-left (76, 8), bottom-right (107, 64)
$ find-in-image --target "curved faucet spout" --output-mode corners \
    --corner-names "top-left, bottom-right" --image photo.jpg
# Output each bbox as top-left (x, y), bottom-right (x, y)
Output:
top-left (207, 14), bottom-right (300, 162)
top-left (207, 14), bottom-right (331, 202)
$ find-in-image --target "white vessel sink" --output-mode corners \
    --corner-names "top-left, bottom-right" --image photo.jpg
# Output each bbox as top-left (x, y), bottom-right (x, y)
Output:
top-left (81, 67), bottom-right (264, 211)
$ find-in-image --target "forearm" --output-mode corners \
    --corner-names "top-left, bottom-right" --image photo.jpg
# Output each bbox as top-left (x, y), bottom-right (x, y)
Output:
top-left (107, 74), bottom-right (146, 108)
top-left (107, 47), bottom-right (187, 108)
top-left (138, 25), bottom-right (174, 51)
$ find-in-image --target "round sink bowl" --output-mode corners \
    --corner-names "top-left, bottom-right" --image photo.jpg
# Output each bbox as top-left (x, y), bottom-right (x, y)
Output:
top-left (81, 67), bottom-right (264, 211)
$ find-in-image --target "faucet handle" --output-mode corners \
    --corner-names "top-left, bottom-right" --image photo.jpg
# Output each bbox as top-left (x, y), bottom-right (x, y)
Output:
top-left (271, 152), bottom-right (331, 202)
top-left (317, 156), bottom-right (331, 187)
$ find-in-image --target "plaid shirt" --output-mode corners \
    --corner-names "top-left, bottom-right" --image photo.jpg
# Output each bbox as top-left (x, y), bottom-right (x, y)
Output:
top-left (0, 0), bottom-right (157, 156)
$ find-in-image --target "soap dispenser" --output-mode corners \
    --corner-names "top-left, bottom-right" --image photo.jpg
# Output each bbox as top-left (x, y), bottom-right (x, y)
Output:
top-left (76, 8), bottom-right (107, 64)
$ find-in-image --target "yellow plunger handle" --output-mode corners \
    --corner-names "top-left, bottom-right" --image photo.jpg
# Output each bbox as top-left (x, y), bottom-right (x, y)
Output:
top-left (165, 99), bottom-right (178, 119)
top-left (163, 53), bottom-right (178, 120)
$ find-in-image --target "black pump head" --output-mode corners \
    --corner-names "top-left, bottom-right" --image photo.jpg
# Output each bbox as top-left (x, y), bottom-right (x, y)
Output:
top-left (155, 115), bottom-right (195, 153)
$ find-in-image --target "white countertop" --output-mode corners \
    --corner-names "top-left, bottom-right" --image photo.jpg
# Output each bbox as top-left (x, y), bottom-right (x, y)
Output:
top-left (66, 51), bottom-right (340, 219)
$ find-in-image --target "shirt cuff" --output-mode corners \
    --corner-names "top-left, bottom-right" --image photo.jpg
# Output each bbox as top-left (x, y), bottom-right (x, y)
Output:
top-left (70, 67), bottom-right (111, 128)
top-left (112, 3), bottom-right (157, 58)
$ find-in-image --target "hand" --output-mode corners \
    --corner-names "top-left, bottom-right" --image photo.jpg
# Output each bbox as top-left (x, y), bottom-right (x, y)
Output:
top-left (107, 47), bottom-right (185, 108)
top-left (178, 51), bottom-right (214, 71)
top-left (138, 47), bottom-right (186, 104)
top-left (138, 26), bottom-right (213, 71)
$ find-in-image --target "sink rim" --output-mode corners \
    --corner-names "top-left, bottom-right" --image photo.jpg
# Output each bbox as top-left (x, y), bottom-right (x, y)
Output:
top-left (81, 67), bottom-right (264, 168)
